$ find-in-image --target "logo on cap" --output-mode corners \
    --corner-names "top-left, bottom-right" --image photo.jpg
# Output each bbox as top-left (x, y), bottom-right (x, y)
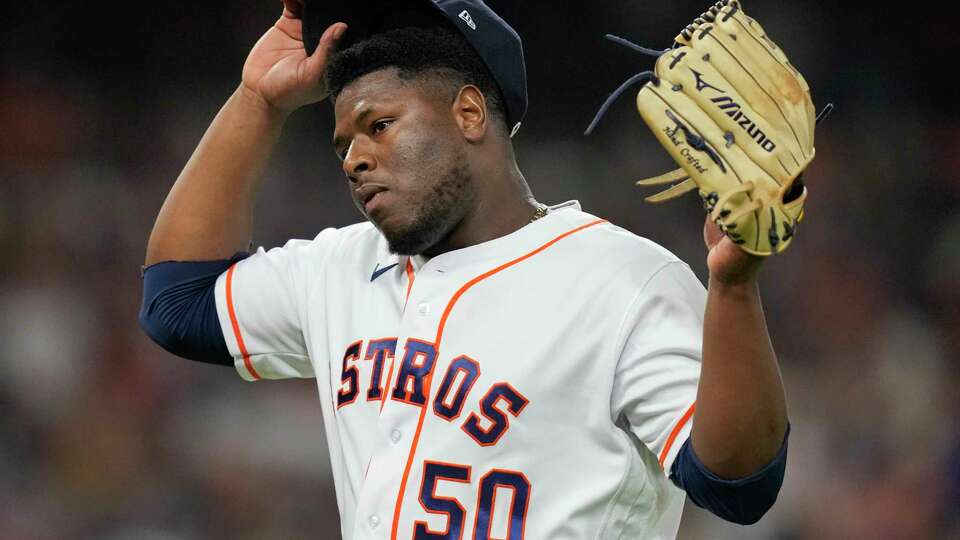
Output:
top-left (458, 10), bottom-right (477, 30)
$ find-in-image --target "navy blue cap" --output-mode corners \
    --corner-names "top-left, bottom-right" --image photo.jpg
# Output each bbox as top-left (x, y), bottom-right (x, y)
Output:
top-left (302, 0), bottom-right (527, 136)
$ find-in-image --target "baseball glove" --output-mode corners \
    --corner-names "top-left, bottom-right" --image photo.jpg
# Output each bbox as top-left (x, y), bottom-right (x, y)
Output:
top-left (586, 0), bottom-right (832, 256)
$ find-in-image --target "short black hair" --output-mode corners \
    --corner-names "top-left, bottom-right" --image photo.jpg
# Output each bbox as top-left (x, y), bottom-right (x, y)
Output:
top-left (326, 24), bottom-right (507, 131)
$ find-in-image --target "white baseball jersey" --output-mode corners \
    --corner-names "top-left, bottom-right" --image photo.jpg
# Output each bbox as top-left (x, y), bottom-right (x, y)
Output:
top-left (214, 200), bottom-right (704, 539)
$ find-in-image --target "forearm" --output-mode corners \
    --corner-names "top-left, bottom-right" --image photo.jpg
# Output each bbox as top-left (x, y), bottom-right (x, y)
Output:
top-left (145, 83), bottom-right (290, 266)
top-left (691, 277), bottom-right (787, 479)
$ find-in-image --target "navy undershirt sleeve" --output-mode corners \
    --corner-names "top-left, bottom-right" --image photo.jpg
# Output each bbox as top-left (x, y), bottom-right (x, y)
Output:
top-left (669, 423), bottom-right (790, 525)
top-left (138, 252), bottom-right (250, 366)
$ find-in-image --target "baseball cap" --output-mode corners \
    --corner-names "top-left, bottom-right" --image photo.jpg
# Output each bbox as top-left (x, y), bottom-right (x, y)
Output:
top-left (302, 0), bottom-right (528, 137)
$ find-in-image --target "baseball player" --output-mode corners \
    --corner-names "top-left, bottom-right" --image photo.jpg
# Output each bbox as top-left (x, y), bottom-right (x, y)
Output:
top-left (140, 0), bottom-right (797, 538)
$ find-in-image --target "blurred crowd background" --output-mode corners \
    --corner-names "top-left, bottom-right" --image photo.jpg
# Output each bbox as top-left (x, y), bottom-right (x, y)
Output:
top-left (1, 1), bottom-right (957, 538)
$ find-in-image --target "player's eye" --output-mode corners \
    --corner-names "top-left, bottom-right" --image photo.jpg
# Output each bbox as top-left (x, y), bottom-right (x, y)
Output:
top-left (371, 119), bottom-right (393, 135)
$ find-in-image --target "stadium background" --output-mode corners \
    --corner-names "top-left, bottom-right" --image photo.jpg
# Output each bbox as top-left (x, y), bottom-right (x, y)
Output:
top-left (1, 1), bottom-right (957, 538)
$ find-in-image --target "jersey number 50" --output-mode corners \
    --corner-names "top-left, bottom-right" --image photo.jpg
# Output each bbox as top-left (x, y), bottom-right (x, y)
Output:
top-left (415, 461), bottom-right (530, 540)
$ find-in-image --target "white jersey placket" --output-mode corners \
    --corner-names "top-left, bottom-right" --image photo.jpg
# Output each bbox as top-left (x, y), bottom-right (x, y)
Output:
top-left (352, 254), bottom-right (455, 540)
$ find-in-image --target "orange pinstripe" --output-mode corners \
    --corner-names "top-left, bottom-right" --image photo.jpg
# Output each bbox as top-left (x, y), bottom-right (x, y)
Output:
top-left (225, 263), bottom-right (261, 380)
top-left (405, 259), bottom-right (415, 303)
top-left (389, 218), bottom-right (607, 539)
top-left (659, 402), bottom-right (696, 468)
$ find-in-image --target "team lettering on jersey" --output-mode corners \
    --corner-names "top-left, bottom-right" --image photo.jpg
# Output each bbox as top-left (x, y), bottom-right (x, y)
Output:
top-left (336, 338), bottom-right (529, 446)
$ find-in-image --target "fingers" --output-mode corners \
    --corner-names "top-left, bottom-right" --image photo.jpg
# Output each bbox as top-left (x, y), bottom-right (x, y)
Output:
top-left (302, 23), bottom-right (347, 91)
top-left (703, 215), bottom-right (725, 247)
top-left (308, 23), bottom-right (347, 60)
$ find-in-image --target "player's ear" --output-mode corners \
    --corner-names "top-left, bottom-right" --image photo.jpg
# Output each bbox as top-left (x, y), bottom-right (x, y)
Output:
top-left (452, 85), bottom-right (487, 142)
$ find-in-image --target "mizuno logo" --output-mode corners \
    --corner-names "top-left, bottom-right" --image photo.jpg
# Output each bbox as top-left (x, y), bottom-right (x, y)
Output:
top-left (691, 69), bottom-right (724, 93)
top-left (711, 96), bottom-right (776, 152)
top-left (690, 68), bottom-right (777, 153)
top-left (459, 10), bottom-right (477, 30)
top-left (370, 262), bottom-right (398, 282)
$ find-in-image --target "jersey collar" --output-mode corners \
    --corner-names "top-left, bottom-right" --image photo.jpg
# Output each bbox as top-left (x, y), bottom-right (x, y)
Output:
top-left (402, 200), bottom-right (583, 272)
top-left (371, 200), bottom-right (584, 275)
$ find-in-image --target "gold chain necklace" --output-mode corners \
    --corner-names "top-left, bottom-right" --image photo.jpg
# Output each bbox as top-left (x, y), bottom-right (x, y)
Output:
top-left (529, 203), bottom-right (548, 223)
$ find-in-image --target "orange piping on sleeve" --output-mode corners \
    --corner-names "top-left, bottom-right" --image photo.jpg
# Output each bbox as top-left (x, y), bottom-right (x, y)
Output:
top-left (225, 263), bottom-right (261, 380)
top-left (659, 402), bottom-right (696, 468)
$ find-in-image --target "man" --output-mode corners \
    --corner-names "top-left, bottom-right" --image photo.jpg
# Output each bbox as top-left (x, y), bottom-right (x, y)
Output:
top-left (140, 0), bottom-right (789, 538)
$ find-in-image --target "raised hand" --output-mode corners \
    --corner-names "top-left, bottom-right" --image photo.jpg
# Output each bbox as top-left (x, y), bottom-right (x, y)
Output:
top-left (241, 0), bottom-right (347, 113)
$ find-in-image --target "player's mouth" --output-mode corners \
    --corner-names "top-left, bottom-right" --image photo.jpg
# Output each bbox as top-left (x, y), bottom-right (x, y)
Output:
top-left (356, 184), bottom-right (389, 215)
top-left (365, 191), bottom-right (387, 214)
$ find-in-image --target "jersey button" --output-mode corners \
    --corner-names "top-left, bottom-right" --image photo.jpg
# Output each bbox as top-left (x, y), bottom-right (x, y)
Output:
top-left (417, 303), bottom-right (430, 315)
top-left (368, 515), bottom-right (380, 529)
top-left (390, 429), bottom-right (402, 443)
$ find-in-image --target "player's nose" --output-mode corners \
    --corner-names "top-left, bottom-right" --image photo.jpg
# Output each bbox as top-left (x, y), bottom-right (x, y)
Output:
top-left (342, 137), bottom-right (377, 182)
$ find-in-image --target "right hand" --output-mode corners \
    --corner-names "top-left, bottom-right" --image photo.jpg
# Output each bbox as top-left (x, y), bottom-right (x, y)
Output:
top-left (241, 0), bottom-right (347, 114)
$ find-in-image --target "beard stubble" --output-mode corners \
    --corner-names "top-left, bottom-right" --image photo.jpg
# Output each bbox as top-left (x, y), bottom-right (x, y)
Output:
top-left (382, 147), bottom-right (475, 255)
